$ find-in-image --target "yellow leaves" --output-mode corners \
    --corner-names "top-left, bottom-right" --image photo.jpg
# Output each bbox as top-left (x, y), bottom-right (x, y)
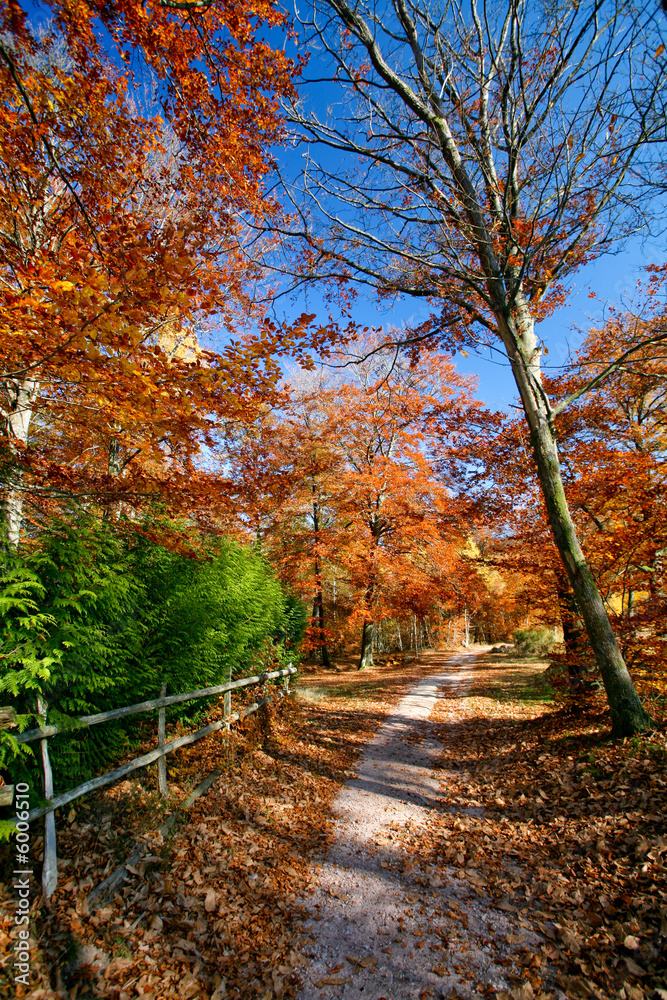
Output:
top-left (128, 326), bottom-right (144, 348)
top-left (53, 280), bottom-right (76, 292)
top-left (567, 134), bottom-right (574, 150)
top-left (655, 44), bottom-right (665, 59)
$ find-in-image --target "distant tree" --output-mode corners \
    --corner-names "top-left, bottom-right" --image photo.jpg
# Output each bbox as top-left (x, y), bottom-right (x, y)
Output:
top-left (227, 342), bottom-right (489, 667)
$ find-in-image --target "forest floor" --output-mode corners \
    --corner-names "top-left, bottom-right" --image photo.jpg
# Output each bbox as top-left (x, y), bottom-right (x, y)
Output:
top-left (1, 647), bottom-right (666, 1000)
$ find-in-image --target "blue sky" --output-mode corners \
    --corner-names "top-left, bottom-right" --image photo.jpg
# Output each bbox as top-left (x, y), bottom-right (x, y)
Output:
top-left (264, 234), bottom-right (665, 413)
top-left (255, 12), bottom-right (666, 414)
top-left (456, 236), bottom-right (666, 410)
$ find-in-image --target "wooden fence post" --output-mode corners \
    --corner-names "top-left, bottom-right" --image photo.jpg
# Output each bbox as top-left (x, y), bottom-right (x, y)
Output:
top-left (223, 688), bottom-right (231, 728)
top-left (157, 682), bottom-right (168, 798)
top-left (19, 666), bottom-right (296, 839)
top-left (37, 696), bottom-right (58, 900)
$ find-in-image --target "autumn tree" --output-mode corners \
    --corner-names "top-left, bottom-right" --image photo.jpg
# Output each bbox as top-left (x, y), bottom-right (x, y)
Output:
top-left (273, 0), bottom-right (667, 732)
top-left (547, 287), bottom-right (667, 698)
top-left (323, 347), bottom-right (480, 667)
top-left (226, 343), bottom-right (491, 667)
top-left (222, 374), bottom-right (344, 664)
top-left (0, 0), bottom-right (298, 542)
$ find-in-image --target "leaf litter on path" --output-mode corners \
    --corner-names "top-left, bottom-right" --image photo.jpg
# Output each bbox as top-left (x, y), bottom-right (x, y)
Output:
top-left (1, 655), bottom-right (445, 999)
top-left (295, 650), bottom-right (536, 1000)
top-left (398, 650), bottom-right (667, 1000)
top-left (3, 649), bottom-right (664, 1000)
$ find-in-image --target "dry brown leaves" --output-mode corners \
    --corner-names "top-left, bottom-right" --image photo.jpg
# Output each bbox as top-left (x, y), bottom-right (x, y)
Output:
top-left (0, 655), bottom-right (438, 1000)
top-left (398, 652), bottom-right (667, 1000)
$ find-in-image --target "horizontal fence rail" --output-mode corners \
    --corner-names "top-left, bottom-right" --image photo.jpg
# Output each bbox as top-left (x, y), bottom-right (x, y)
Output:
top-left (16, 668), bottom-right (295, 744)
top-left (11, 665), bottom-right (296, 899)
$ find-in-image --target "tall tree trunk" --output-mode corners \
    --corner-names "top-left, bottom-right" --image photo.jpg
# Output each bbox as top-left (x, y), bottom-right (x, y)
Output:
top-left (358, 619), bottom-right (374, 669)
top-left (503, 305), bottom-right (651, 735)
top-left (556, 572), bottom-right (586, 677)
top-left (431, 85), bottom-right (651, 732)
top-left (311, 576), bottom-right (331, 668)
top-left (358, 578), bottom-right (376, 669)
top-left (103, 436), bottom-right (122, 522)
top-left (358, 520), bottom-right (381, 669)
top-left (1, 378), bottom-right (38, 548)
top-left (529, 417), bottom-right (650, 733)
top-left (311, 499), bottom-right (331, 667)
top-left (108, 437), bottom-right (121, 477)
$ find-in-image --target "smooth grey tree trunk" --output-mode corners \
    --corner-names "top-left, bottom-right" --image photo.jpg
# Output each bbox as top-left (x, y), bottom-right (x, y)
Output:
top-left (1, 378), bottom-right (38, 548)
top-left (503, 308), bottom-right (652, 736)
top-left (358, 620), bottom-right (374, 669)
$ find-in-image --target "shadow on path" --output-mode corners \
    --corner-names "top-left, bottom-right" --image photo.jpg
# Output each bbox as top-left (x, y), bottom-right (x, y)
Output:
top-left (295, 649), bottom-right (534, 1000)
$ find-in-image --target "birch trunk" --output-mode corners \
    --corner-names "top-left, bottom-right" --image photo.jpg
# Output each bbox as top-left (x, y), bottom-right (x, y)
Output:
top-left (1, 378), bottom-right (38, 548)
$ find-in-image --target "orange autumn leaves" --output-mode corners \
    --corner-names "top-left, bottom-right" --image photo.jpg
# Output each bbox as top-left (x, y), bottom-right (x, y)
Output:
top-left (224, 345), bottom-right (492, 659)
top-left (0, 0), bottom-right (298, 531)
top-left (546, 292), bottom-right (667, 696)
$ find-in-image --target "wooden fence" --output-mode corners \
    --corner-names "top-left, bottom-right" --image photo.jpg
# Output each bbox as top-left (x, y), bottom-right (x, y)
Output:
top-left (10, 665), bottom-right (296, 898)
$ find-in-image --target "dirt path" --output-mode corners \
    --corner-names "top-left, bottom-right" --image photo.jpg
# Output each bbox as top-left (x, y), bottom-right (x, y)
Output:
top-left (296, 650), bottom-right (537, 1000)
top-left (10, 646), bottom-right (663, 1000)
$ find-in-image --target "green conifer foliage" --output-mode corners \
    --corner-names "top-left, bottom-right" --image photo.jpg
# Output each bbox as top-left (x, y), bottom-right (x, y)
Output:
top-left (0, 521), bottom-right (298, 796)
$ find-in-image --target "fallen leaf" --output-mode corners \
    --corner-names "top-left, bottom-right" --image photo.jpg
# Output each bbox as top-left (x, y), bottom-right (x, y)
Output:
top-left (105, 957), bottom-right (134, 979)
top-left (505, 933), bottom-right (525, 945)
top-left (624, 956), bottom-right (646, 976)
top-left (510, 985), bottom-right (534, 1000)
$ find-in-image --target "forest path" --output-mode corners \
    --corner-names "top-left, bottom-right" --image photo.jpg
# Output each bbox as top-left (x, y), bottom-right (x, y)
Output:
top-left (296, 650), bottom-right (523, 1000)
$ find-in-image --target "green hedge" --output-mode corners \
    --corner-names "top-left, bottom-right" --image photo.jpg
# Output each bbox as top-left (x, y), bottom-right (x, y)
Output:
top-left (0, 519), bottom-right (305, 799)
